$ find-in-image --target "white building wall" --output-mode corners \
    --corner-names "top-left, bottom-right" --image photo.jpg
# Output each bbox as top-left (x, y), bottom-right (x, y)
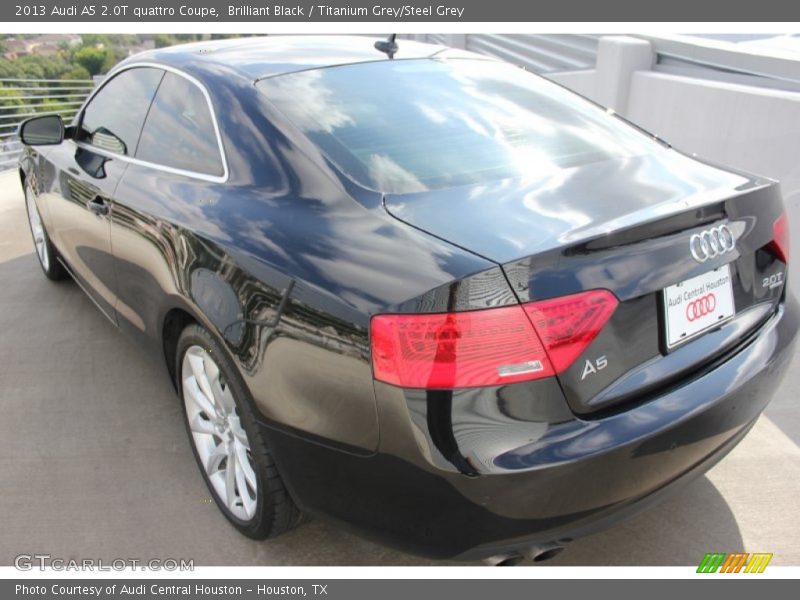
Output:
top-left (414, 34), bottom-right (800, 269)
top-left (548, 39), bottom-right (800, 217)
top-left (626, 71), bottom-right (800, 210)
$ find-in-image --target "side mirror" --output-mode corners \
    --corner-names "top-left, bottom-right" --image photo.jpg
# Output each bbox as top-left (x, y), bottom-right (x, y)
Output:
top-left (18, 115), bottom-right (65, 146)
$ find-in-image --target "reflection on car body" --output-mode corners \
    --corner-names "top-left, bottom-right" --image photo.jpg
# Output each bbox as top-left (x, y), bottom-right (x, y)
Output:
top-left (17, 36), bottom-right (796, 563)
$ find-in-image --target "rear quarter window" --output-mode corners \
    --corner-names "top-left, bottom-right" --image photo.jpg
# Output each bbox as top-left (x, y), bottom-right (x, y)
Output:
top-left (136, 72), bottom-right (224, 178)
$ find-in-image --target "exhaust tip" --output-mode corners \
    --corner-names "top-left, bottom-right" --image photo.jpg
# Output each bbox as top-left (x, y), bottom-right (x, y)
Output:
top-left (483, 543), bottom-right (566, 566)
top-left (532, 546), bottom-right (565, 562)
top-left (496, 555), bottom-right (525, 567)
top-left (484, 553), bottom-right (524, 566)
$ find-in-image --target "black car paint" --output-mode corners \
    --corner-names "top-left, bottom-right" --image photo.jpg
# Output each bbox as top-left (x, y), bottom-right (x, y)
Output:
top-left (18, 36), bottom-right (797, 560)
top-left (269, 297), bottom-right (795, 558)
top-left (386, 153), bottom-right (790, 413)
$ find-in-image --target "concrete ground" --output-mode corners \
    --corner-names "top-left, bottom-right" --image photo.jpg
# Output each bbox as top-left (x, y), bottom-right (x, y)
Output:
top-left (0, 170), bottom-right (798, 567)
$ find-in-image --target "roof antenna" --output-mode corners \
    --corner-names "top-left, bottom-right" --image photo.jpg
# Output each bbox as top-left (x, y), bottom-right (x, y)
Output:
top-left (374, 34), bottom-right (398, 59)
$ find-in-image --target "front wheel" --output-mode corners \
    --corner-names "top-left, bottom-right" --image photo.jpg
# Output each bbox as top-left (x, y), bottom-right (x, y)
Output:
top-left (24, 182), bottom-right (68, 281)
top-left (176, 324), bottom-right (301, 539)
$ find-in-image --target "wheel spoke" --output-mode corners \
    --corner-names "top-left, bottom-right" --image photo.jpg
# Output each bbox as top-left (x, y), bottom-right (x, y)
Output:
top-left (234, 455), bottom-right (256, 518)
top-left (205, 442), bottom-right (227, 476)
top-left (205, 357), bottom-right (220, 389)
top-left (187, 352), bottom-right (216, 410)
top-left (234, 439), bottom-right (257, 490)
top-left (213, 378), bottom-right (235, 413)
top-left (183, 377), bottom-right (217, 422)
top-left (229, 416), bottom-right (248, 444)
top-left (225, 449), bottom-right (237, 509)
top-left (189, 413), bottom-right (217, 436)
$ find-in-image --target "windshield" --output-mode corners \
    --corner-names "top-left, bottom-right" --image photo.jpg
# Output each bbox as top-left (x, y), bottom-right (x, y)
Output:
top-left (256, 58), bottom-right (659, 194)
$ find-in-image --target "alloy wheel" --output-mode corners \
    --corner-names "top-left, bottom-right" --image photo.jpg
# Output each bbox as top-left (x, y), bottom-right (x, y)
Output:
top-left (25, 186), bottom-right (49, 272)
top-left (181, 345), bottom-right (258, 521)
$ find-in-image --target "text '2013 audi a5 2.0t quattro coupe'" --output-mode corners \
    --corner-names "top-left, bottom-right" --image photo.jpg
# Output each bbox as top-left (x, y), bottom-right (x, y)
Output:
top-left (17, 36), bottom-right (796, 564)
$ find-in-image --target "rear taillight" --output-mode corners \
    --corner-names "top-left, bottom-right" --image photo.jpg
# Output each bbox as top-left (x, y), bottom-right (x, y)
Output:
top-left (522, 290), bottom-right (619, 373)
top-left (767, 212), bottom-right (790, 263)
top-left (370, 305), bottom-right (554, 389)
top-left (370, 290), bottom-right (617, 389)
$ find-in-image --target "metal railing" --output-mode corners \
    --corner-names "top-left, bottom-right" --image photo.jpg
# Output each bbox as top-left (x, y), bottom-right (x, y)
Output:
top-left (0, 78), bottom-right (95, 171)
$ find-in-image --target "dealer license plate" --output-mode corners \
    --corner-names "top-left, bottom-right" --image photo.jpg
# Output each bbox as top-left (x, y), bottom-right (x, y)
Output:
top-left (663, 264), bottom-right (735, 349)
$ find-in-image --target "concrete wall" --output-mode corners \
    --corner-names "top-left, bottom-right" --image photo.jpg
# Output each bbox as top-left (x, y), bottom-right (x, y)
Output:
top-left (548, 69), bottom-right (596, 98)
top-left (547, 37), bottom-right (800, 218)
top-left (412, 32), bottom-right (800, 281)
top-left (547, 35), bottom-right (800, 279)
top-left (626, 71), bottom-right (800, 210)
top-left (415, 34), bottom-right (800, 216)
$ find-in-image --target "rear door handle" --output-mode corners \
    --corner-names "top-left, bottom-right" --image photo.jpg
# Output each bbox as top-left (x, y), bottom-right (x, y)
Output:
top-left (87, 196), bottom-right (109, 216)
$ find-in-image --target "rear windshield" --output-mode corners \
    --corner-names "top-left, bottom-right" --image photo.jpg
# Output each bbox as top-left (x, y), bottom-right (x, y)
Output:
top-left (256, 58), bottom-right (657, 194)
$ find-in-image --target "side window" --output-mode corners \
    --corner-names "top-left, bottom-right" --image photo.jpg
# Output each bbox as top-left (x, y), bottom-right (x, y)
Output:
top-left (136, 72), bottom-right (224, 177)
top-left (77, 67), bottom-right (164, 156)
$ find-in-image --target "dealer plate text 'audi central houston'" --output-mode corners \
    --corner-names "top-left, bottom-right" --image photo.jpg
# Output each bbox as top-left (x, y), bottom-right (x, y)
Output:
top-left (16, 36), bottom-right (796, 564)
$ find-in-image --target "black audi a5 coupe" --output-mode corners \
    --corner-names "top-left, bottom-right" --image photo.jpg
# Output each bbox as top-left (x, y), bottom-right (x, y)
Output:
top-left (18, 36), bottom-right (796, 564)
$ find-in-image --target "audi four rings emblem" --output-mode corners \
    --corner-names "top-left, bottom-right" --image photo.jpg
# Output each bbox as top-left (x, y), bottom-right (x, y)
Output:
top-left (689, 224), bottom-right (736, 263)
top-left (686, 293), bottom-right (717, 322)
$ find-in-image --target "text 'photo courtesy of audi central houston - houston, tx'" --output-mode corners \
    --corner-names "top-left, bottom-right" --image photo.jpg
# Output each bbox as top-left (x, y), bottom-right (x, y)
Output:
top-left (16, 35), bottom-right (796, 565)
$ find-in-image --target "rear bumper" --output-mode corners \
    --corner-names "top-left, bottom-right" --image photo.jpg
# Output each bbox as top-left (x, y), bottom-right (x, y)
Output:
top-left (264, 295), bottom-right (798, 560)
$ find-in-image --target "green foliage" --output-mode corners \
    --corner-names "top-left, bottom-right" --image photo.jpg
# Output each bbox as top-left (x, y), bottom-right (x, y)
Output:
top-left (79, 34), bottom-right (112, 47)
top-left (60, 65), bottom-right (91, 80)
top-left (174, 34), bottom-right (204, 42)
top-left (153, 34), bottom-right (225, 48)
top-left (0, 88), bottom-right (24, 114)
top-left (38, 98), bottom-right (74, 116)
top-left (0, 34), bottom-right (254, 83)
top-left (153, 34), bottom-right (174, 49)
top-left (0, 54), bottom-right (73, 79)
top-left (0, 34), bottom-right (255, 139)
top-left (72, 46), bottom-right (108, 76)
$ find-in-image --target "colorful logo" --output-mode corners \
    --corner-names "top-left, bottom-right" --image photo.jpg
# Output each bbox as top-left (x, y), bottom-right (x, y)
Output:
top-left (697, 552), bottom-right (773, 573)
top-left (686, 293), bottom-right (717, 321)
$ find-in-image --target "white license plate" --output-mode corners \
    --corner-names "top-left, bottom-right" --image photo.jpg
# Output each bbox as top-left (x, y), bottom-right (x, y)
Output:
top-left (663, 264), bottom-right (735, 349)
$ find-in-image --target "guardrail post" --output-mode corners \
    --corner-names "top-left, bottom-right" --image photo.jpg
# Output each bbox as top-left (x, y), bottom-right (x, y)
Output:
top-left (446, 34), bottom-right (467, 49)
top-left (594, 36), bottom-right (653, 114)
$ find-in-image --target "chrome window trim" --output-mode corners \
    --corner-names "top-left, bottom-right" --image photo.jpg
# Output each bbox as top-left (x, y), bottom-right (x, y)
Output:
top-left (73, 61), bottom-right (229, 184)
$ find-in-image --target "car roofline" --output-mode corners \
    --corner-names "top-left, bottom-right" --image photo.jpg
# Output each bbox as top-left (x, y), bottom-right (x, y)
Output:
top-left (251, 52), bottom-right (498, 83)
top-left (118, 36), bottom-right (495, 84)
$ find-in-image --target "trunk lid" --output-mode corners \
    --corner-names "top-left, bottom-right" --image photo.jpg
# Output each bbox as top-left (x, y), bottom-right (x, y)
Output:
top-left (384, 151), bottom-right (788, 413)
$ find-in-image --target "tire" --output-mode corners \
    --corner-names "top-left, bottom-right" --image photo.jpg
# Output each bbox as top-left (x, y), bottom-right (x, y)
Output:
top-left (23, 181), bottom-right (68, 281)
top-left (176, 323), bottom-right (301, 539)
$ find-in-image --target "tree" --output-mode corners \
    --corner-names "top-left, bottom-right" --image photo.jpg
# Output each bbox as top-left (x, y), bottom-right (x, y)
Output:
top-left (60, 65), bottom-right (91, 80)
top-left (0, 88), bottom-right (24, 114)
top-left (72, 46), bottom-right (108, 76)
top-left (153, 34), bottom-right (173, 49)
top-left (39, 98), bottom-right (73, 114)
top-left (101, 47), bottom-right (123, 74)
top-left (0, 55), bottom-right (71, 79)
top-left (80, 34), bottom-right (111, 47)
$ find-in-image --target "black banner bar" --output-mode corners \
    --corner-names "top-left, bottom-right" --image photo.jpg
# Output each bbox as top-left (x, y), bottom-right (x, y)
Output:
top-left (4, 0), bottom-right (800, 22)
top-left (4, 579), bottom-right (799, 600)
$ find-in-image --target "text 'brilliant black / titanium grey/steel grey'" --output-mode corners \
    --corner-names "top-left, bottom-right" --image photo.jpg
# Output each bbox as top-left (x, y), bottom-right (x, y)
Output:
top-left (16, 35), bottom-right (796, 565)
